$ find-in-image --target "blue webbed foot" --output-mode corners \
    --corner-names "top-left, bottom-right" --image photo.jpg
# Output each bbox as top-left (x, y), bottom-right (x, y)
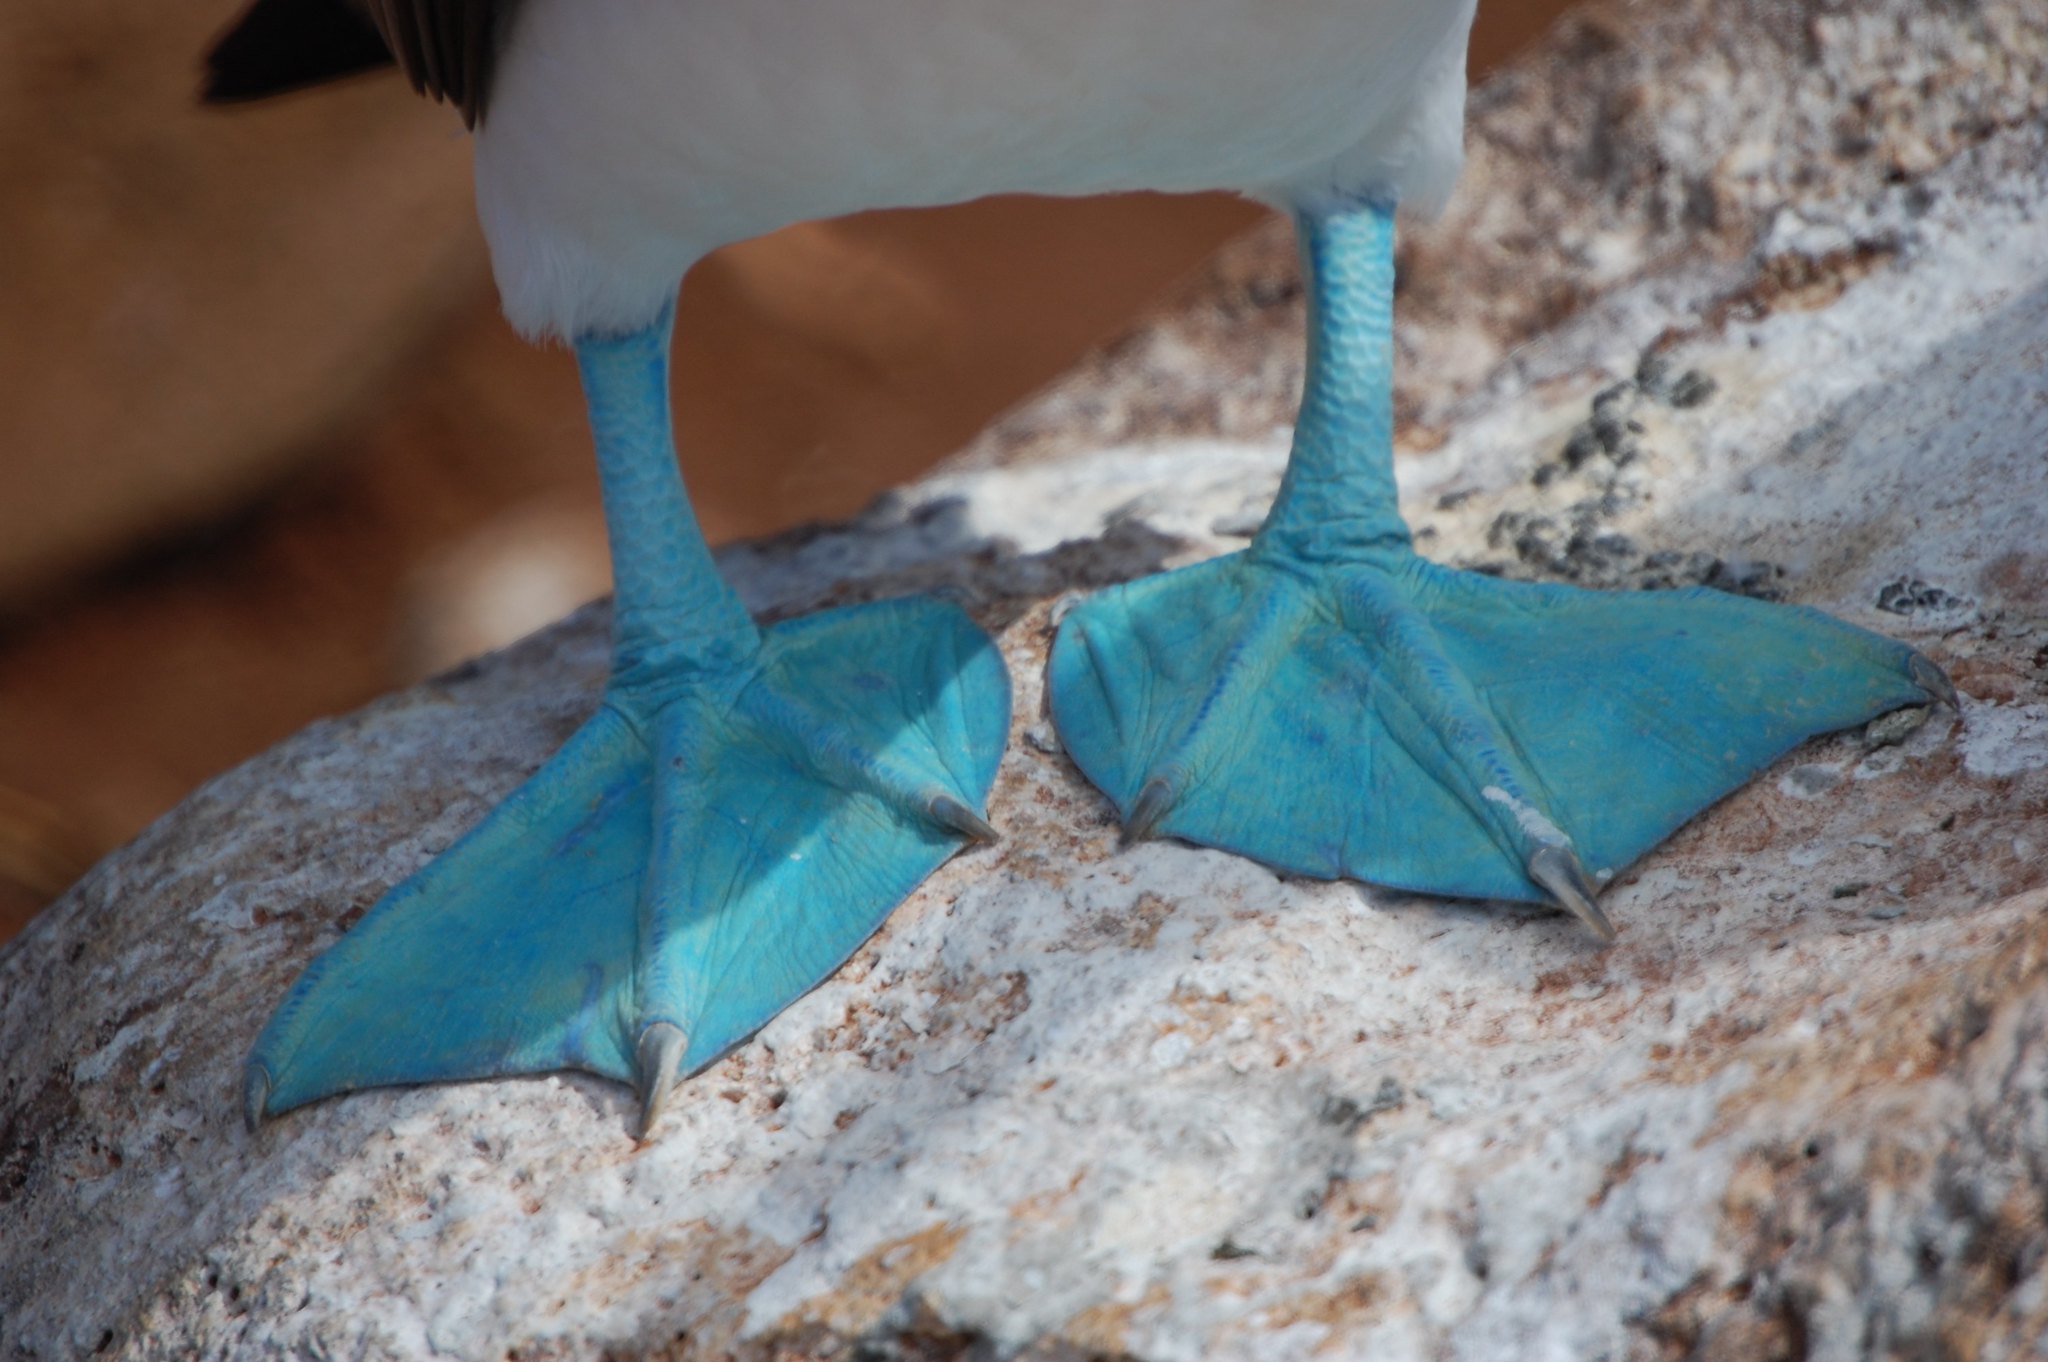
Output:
top-left (1049, 203), bottom-right (1947, 933)
top-left (248, 599), bottom-right (1007, 1132)
top-left (1050, 549), bottom-right (1938, 925)
top-left (246, 302), bottom-right (1010, 1135)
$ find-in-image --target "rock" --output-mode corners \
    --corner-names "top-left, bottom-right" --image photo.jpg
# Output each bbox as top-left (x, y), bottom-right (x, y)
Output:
top-left (6, 0), bottom-right (2048, 1357)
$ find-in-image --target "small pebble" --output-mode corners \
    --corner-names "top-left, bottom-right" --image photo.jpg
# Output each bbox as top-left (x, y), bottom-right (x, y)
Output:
top-left (1863, 706), bottom-right (1929, 750)
top-left (1667, 370), bottom-right (1719, 408)
top-left (1781, 764), bottom-right (1843, 798)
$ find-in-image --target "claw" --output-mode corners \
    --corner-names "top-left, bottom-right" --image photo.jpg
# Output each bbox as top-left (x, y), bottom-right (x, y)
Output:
top-left (243, 1062), bottom-right (272, 1135)
top-left (1909, 653), bottom-right (1962, 713)
top-left (1125, 776), bottom-right (1177, 845)
top-left (927, 794), bottom-right (999, 844)
top-left (1526, 844), bottom-right (1617, 943)
top-left (634, 1022), bottom-right (687, 1139)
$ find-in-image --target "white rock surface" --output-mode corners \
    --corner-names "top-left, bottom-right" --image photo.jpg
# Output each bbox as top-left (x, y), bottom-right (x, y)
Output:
top-left (6, 1), bottom-right (2048, 1358)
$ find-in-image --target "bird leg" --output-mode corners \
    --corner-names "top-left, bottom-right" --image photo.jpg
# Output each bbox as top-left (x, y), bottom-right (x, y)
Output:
top-left (1049, 202), bottom-right (1946, 930)
top-left (246, 301), bottom-right (1010, 1136)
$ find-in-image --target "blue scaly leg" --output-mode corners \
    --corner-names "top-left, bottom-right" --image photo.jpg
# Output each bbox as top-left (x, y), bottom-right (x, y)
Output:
top-left (245, 303), bottom-right (1010, 1134)
top-left (1050, 203), bottom-right (1950, 933)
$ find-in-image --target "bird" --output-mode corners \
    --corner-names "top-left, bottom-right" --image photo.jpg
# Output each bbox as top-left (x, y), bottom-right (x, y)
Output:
top-left (213, 0), bottom-right (1951, 1137)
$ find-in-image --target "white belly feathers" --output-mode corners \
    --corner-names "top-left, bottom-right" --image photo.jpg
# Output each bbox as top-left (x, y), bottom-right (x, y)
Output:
top-left (473, 0), bottom-right (1477, 340)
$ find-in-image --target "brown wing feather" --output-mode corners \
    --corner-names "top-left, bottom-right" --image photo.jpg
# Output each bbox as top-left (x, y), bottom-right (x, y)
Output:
top-left (367, 0), bottom-right (424, 95)
top-left (458, 0), bottom-right (491, 126)
top-left (364, 0), bottom-right (512, 128)
top-left (412, 0), bottom-right (446, 99)
top-left (436, 1), bottom-right (467, 119)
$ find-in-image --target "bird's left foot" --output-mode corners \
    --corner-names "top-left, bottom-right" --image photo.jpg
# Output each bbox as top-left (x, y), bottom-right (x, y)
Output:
top-left (1049, 544), bottom-right (1947, 932)
top-left (1048, 200), bottom-right (1952, 932)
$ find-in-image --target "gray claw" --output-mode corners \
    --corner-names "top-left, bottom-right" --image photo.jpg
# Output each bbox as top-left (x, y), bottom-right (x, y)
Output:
top-left (1527, 844), bottom-right (1617, 944)
top-left (635, 1022), bottom-right (687, 1139)
top-left (1125, 776), bottom-right (1177, 845)
top-left (242, 1063), bottom-right (272, 1135)
top-left (1909, 653), bottom-right (1961, 713)
top-left (928, 794), bottom-right (999, 844)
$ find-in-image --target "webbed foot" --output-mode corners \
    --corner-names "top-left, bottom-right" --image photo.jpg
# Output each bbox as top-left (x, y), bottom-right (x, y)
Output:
top-left (1051, 549), bottom-right (1937, 921)
top-left (246, 302), bottom-right (1010, 1134)
top-left (249, 597), bottom-right (1008, 1133)
top-left (1049, 202), bottom-right (1945, 931)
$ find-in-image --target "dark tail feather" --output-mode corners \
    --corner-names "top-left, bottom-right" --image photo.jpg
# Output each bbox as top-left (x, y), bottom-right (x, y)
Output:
top-left (203, 0), bottom-right (394, 105)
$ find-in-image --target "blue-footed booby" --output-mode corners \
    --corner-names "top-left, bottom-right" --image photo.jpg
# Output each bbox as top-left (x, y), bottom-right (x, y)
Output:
top-left (210, 0), bottom-right (1951, 1136)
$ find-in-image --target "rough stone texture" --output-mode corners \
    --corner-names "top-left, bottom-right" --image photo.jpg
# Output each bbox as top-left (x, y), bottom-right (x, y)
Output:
top-left (7, 0), bottom-right (2048, 1357)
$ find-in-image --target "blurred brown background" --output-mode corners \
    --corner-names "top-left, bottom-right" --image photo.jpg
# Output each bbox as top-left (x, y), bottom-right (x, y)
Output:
top-left (0, 1), bottom-right (1576, 940)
